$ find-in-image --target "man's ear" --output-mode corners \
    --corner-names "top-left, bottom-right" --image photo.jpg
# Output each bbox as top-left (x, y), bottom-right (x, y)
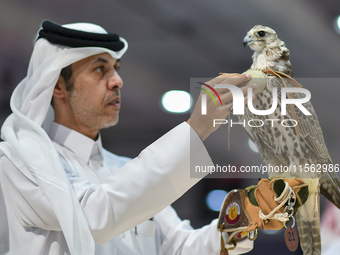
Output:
top-left (53, 76), bottom-right (67, 99)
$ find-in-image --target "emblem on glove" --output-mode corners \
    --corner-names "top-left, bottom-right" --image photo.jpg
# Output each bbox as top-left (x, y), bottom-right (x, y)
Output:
top-left (225, 202), bottom-right (241, 224)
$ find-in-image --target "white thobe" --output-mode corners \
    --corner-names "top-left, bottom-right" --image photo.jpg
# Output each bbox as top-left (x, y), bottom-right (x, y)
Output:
top-left (0, 122), bottom-right (253, 255)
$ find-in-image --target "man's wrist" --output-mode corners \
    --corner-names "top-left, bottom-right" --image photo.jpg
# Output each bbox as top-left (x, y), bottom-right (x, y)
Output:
top-left (187, 119), bottom-right (210, 141)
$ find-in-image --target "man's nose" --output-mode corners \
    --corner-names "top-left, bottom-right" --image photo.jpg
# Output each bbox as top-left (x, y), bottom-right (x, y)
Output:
top-left (108, 72), bottom-right (123, 90)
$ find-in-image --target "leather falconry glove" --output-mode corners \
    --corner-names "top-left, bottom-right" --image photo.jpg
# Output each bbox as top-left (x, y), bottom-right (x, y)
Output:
top-left (217, 177), bottom-right (309, 255)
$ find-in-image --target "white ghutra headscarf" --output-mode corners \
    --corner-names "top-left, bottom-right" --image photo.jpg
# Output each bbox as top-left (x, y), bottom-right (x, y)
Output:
top-left (0, 21), bottom-right (128, 254)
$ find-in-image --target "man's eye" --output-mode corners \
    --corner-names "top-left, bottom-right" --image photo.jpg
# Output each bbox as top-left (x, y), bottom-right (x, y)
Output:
top-left (114, 65), bottom-right (120, 72)
top-left (96, 66), bottom-right (104, 73)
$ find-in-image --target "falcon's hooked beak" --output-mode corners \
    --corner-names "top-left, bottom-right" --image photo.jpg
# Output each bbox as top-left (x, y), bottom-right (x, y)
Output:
top-left (243, 35), bottom-right (253, 47)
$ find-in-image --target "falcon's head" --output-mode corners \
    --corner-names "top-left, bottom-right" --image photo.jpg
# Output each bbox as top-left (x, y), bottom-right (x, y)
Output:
top-left (243, 25), bottom-right (279, 52)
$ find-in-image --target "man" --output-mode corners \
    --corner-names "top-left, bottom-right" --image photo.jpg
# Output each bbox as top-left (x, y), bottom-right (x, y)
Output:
top-left (0, 20), bottom-right (255, 254)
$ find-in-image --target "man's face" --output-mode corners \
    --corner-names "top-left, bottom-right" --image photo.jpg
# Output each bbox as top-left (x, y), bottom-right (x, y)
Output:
top-left (66, 53), bottom-right (123, 132)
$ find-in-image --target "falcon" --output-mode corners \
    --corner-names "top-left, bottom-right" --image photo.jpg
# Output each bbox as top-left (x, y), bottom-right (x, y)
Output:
top-left (241, 25), bottom-right (340, 255)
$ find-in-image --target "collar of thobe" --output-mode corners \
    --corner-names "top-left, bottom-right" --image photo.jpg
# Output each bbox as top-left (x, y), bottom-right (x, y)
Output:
top-left (49, 122), bottom-right (104, 164)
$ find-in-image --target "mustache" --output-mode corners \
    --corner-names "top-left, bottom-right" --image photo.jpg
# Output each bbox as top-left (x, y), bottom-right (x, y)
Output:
top-left (110, 90), bottom-right (120, 97)
top-left (105, 91), bottom-right (121, 104)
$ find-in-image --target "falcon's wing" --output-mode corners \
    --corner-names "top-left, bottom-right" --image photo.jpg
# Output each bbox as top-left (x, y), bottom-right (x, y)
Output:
top-left (271, 77), bottom-right (331, 162)
top-left (271, 77), bottom-right (340, 207)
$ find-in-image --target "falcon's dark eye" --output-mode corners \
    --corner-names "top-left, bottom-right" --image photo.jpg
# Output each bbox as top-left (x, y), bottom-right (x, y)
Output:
top-left (258, 31), bottom-right (266, 37)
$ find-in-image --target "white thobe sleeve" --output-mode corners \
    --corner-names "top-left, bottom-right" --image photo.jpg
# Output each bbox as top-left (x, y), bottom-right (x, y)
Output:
top-left (0, 123), bottom-right (207, 237)
top-left (154, 206), bottom-right (253, 255)
top-left (71, 122), bottom-right (214, 243)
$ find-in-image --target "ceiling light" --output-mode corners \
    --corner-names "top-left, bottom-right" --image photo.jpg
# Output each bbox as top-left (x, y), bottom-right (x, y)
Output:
top-left (161, 90), bottom-right (192, 113)
top-left (206, 190), bottom-right (228, 211)
top-left (333, 15), bottom-right (340, 34)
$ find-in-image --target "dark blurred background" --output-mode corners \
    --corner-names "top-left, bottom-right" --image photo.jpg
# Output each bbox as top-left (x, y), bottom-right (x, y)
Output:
top-left (1, 0), bottom-right (340, 254)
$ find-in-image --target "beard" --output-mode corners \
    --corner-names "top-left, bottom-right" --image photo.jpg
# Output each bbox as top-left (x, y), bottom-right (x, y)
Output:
top-left (67, 88), bottom-right (120, 131)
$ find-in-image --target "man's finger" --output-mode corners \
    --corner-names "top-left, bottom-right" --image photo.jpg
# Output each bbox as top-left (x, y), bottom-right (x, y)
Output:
top-left (219, 76), bottom-right (252, 89)
top-left (203, 73), bottom-right (252, 88)
top-left (219, 84), bottom-right (257, 104)
top-left (220, 73), bottom-right (252, 86)
top-left (213, 78), bottom-right (255, 96)
top-left (202, 76), bottom-right (227, 87)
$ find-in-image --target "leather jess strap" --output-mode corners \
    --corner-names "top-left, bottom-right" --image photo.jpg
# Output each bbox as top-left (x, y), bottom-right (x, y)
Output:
top-left (262, 69), bottom-right (303, 88)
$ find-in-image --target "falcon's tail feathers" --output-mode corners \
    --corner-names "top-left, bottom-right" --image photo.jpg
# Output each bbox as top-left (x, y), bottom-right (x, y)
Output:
top-left (296, 191), bottom-right (321, 255)
top-left (320, 176), bottom-right (340, 209)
